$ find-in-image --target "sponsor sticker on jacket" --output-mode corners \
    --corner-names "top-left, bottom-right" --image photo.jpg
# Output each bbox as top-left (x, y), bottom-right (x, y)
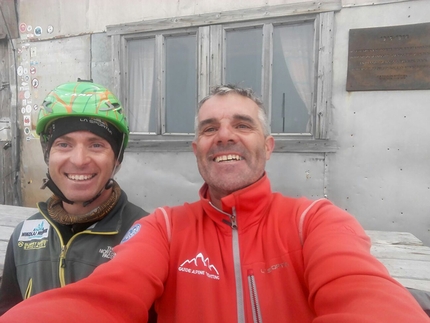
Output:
top-left (18, 219), bottom-right (49, 242)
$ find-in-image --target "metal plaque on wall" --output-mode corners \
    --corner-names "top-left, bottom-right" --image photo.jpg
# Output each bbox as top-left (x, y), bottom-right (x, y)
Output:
top-left (346, 22), bottom-right (430, 91)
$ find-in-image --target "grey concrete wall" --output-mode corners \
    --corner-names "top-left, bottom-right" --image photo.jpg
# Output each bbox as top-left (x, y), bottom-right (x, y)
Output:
top-left (328, 0), bottom-right (430, 244)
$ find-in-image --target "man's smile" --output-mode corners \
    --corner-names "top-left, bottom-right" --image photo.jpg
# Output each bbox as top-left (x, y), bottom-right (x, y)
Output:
top-left (66, 173), bottom-right (96, 181)
top-left (214, 154), bottom-right (243, 162)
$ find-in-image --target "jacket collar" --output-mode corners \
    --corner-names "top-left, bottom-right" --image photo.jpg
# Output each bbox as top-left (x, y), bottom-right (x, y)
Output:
top-left (198, 173), bottom-right (273, 231)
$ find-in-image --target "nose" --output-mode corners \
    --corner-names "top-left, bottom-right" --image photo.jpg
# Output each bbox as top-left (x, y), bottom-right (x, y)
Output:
top-left (69, 145), bottom-right (90, 166)
top-left (215, 123), bottom-right (237, 144)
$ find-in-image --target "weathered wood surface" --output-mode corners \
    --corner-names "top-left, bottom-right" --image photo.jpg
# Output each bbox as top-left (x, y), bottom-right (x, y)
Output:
top-left (366, 230), bottom-right (430, 292)
top-left (0, 204), bottom-right (38, 273)
top-left (0, 204), bottom-right (429, 293)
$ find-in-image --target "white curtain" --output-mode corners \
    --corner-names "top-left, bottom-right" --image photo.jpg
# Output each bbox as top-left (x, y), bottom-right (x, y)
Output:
top-left (278, 23), bottom-right (313, 132)
top-left (128, 39), bottom-right (155, 132)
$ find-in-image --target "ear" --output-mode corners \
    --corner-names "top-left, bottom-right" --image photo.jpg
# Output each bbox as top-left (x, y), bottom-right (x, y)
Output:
top-left (192, 140), bottom-right (198, 156)
top-left (265, 135), bottom-right (275, 160)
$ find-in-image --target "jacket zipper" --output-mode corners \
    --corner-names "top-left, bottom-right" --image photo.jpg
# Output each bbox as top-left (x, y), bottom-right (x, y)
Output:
top-left (211, 203), bottom-right (247, 323)
top-left (59, 244), bottom-right (68, 286)
top-left (248, 269), bottom-right (263, 323)
top-left (58, 231), bottom-right (114, 286)
top-left (39, 208), bottom-right (116, 287)
top-left (24, 278), bottom-right (33, 299)
top-left (231, 208), bottom-right (246, 323)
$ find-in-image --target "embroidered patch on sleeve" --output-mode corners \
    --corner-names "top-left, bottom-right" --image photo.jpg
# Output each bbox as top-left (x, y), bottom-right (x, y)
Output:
top-left (121, 223), bottom-right (141, 244)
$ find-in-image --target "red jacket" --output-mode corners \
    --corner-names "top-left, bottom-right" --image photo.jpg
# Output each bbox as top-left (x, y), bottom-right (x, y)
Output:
top-left (1, 175), bottom-right (428, 322)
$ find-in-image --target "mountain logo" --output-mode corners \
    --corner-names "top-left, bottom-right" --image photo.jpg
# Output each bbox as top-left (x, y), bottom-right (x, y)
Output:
top-left (19, 220), bottom-right (50, 242)
top-left (178, 252), bottom-right (220, 280)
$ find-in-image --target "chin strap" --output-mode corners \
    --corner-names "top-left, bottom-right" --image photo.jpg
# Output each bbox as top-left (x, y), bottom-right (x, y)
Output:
top-left (41, 173), bottom-right (74, 205)
top-left (81, 179), bottom-right (114, 207)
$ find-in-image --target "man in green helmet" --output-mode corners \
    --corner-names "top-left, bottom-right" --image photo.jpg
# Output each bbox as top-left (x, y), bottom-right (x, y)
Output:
top-left (0, 80), bottom-right (150, 315)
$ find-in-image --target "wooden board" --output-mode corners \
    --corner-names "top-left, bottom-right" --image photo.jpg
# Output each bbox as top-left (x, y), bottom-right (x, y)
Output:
top-left (0, 204), bottom-right (37, 272)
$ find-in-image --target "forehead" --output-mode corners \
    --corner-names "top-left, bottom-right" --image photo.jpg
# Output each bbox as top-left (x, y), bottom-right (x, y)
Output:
top-left (198, 93), bottom-right (260, 121)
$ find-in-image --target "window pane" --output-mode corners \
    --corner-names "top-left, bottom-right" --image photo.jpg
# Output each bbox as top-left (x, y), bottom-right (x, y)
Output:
top-left (127, 38), bottom-right (157, 133)
top-left (272, 22), bottom-right (314, 134)
top-left (165, 34), bottom-right (197, 134)
top-left (225, 27), bottom-right (262, 96)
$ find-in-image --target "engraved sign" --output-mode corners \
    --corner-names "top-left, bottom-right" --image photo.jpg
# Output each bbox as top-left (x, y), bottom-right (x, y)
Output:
top-left (346, 23), bottom-right (430, 91)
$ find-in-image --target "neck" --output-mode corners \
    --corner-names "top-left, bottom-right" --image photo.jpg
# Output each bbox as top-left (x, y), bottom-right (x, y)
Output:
top-left (47, 182), bottom-right (121, 225)
top-left (207, 187), bottom-right (231, 210)
top-left (62, 187), bottom-right (113, 216)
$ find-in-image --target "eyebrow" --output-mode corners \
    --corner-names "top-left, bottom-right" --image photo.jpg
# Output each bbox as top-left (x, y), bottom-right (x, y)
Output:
top-left (54, 133), bottom-right (108, 143)
top-left (233, 114), bottom-right (256, 125)
top-left (198, 114), bottom-right (257, 129)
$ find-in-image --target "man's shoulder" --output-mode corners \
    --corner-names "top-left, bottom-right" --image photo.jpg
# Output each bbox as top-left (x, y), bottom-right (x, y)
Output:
top-left (9, 211), bottom-right (45, 239)
top-left (123, 201), bottom-right (149, 221)
top-left (26, 211), bottom-right (44, 220)
top-left (118, 189), bottom-right (149, 217)
top-left (272, 193), bottom-right (323, 206)
top-left (167, 200), bottom-right (201, 213)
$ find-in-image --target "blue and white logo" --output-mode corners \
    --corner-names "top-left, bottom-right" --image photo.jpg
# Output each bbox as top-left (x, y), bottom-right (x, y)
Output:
top-left (121, 223), bottom-right (141, 243)
top-left (19, 220), bottom-right (50, 242)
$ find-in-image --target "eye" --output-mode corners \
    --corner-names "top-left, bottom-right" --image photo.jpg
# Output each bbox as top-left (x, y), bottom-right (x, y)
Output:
top-left (53, 141), bottom-right (69, 148)
top-left (202, 126), bottom-right (217, 133)
top-left (236, 123), bottom-right (251, 129)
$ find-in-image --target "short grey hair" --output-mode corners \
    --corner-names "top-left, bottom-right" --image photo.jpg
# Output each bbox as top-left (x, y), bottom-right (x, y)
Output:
top-left (194, 84), bottom-right (270, 138)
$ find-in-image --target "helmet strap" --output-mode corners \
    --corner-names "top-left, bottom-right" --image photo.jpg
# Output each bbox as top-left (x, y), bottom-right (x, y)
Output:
top-left (41, 173), bottom-right (74, 205)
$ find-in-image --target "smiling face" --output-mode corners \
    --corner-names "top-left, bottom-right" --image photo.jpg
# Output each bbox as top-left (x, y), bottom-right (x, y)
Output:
top-left (192, 92), bottom-right (274, 208)
top-left (48, 130), bottom-right (117, 215)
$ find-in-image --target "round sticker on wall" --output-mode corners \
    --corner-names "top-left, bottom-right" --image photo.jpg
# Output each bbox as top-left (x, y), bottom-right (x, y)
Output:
top-left (26, 25), bottom-right (32, 32)
top-left (17, 66), bottom-right (23, 76)
top-left (25, 105), bottom-right (32, 113)
top-left (24, 127), bottom-right (30, 135)
top-left (32, 78), bottom-right (39, 88)
top-left (19, 23), bottom-right (27, 33)
top-left (47, 25), bottom-right (54, 34)
top-left (34, 26), bottom-right (42, 37)
top-left (21, 107), bottom-right (26, 114)
top-left (23, 115), bottom-right (31, 126)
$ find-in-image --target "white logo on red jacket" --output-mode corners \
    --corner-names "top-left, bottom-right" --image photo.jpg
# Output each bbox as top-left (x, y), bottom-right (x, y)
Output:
top-left (178, 252), bottom-right (220, 280)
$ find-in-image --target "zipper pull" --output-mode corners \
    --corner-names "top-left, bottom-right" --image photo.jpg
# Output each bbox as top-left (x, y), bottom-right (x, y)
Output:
top-left (230, 208), bottom-right (238, 229)
top-left (60, 245), bottom-right (67, 268)
top-left (231, 214), bottom-right (238, 229)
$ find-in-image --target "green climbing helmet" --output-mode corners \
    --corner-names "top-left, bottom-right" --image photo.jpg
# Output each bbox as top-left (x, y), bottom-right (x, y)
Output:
top-left (36, 80), bottom-right (129, 147)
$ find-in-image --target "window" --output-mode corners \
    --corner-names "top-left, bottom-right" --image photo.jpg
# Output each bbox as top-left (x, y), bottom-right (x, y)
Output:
top-left (108, 4), bottom-right (338, 152)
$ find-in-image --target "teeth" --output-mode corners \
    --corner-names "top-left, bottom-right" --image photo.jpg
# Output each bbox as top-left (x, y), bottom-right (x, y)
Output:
top-left (68, 174), bottom-right (94, 181)
top-left (215, 155), bottom-right (242, 163)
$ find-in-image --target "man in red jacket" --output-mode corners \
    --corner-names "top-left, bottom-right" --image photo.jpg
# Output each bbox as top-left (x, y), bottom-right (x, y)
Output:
top-left (1, 84), bottom-right (429, 322)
